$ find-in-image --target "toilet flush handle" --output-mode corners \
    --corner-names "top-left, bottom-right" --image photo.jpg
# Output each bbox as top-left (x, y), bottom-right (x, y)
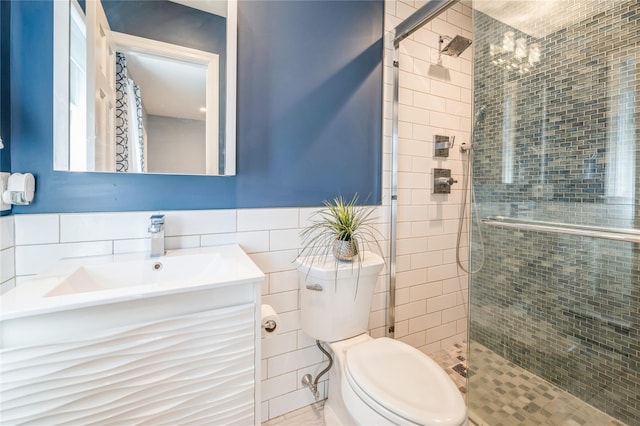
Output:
top-left (306, 283), bottom-right (323, 291)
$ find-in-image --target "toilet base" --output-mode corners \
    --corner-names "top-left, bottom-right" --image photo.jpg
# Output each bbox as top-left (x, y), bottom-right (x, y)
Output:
top-left (325, 334), bottom-right (403, 425)
top-left (324, 398), bottom-right (469, 426)
top-left (323, 397), bottom-right (355, 426)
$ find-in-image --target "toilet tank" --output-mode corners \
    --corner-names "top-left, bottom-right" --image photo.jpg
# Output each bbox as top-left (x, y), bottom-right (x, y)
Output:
top-left (296, 252), bottom-right (384, 343)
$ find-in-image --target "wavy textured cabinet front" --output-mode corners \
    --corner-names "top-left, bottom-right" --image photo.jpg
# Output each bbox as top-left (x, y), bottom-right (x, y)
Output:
top-left (0, 287), bottom-right (260, 425)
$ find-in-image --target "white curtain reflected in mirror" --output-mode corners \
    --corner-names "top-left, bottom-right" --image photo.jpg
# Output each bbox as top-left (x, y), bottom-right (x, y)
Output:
top-left (115, 52), bottom-right (145, 173)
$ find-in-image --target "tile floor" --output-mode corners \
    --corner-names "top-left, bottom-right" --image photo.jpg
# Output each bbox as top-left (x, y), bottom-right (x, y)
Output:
top-left (466, 342), bottom-right (627, 426)
top-left (262, 401), bottom-right (325, 426)
top-left (263, 341), bottom-right (627, 426)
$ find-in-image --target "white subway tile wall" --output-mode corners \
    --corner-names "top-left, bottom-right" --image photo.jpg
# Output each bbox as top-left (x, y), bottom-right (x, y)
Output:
top-left (14, 214), bottom-right (59, 245)
top-left (384, 0), bottom-right (472, 354)
top-left (1, 215), bottom-right (15, 292)
top-left (10, 206), bottom-right (389, 421)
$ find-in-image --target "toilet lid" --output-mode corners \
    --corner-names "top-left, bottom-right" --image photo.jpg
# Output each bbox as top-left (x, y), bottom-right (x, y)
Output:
top-left (345, 338), bottom-right (466, 426)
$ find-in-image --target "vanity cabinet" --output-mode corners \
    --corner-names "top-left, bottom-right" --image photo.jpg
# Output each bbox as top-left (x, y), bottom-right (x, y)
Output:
top-left (0, 246), bottom-right (263, 425)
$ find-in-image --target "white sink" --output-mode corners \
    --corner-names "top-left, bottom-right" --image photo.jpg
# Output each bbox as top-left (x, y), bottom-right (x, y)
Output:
top-left (1, 244), bottom-right (264, 320)
top-left (46, 251), bottom-right (229, 297)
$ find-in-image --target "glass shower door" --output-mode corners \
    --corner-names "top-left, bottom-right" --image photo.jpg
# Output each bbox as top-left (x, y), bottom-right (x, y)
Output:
top-left (468, 1), bottom-right (639, 424)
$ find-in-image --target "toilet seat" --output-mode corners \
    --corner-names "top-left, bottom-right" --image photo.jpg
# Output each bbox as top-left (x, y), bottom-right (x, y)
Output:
top-left (344, 338), bottom-right (466, 426)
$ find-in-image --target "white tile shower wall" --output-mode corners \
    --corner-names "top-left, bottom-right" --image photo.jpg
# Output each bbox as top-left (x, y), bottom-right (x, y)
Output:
top-left (0, 215), bottom-right (15, 293)
top-left (384, 0), bottom-right (472, 355)
top-left (12, 207), bottom-right (390, 421)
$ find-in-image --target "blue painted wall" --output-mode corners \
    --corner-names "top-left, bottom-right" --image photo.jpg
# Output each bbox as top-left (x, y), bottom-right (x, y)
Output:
top-left (0, 0), bottom-right (10, 174)
top-left (1, 0), bottom-right (11, 216)
top-left (10, 0), bottom-right (383, 213)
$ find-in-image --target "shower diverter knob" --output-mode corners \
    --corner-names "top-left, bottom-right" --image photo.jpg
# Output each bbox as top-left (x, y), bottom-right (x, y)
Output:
top-left (443, 177), bottom-right (458, 186)
top-left (433, 169), bottom-right (457, 194)
top-left (435, 177), bottom-right (458, 186)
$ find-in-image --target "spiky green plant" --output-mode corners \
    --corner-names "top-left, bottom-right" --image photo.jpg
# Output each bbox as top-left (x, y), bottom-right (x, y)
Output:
top-left (298, 194), bottom-right (384, 294)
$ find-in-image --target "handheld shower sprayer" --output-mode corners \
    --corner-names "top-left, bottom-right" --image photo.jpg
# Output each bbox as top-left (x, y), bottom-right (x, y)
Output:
top-left (460, 105), bottom-right (487, 153)
top-left (456, 104), bottom-right (488, 274)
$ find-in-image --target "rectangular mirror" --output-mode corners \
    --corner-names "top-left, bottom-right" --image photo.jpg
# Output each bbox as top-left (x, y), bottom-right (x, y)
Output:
top-left (53, 0), bottom-right (237, 176)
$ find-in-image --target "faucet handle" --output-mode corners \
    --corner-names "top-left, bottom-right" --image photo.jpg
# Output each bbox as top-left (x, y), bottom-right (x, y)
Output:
top-left (149, 214), bottom-right (165, 232)
top-left (150, 214), bottom-right (165, 224)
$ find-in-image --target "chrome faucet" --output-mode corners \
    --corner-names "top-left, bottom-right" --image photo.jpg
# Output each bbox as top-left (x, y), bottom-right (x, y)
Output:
top-left (148, 214), bottom-right (165, 257)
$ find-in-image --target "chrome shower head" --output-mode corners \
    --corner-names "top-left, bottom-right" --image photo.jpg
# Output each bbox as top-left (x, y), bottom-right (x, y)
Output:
top-left (440, 35), bottom-right (473, 57)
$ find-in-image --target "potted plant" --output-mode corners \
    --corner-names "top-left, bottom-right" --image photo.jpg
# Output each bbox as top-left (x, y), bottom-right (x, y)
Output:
top-left (298, 194), bottom-right (383, 264)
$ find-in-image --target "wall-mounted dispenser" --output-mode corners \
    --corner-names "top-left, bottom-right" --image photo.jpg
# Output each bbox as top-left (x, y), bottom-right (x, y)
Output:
top-left (433, 168), bottom-right (457, 194)
top-left (1, 173), bottom-right (36, 206)
top-left (434, 135), bottom-right (454, 158)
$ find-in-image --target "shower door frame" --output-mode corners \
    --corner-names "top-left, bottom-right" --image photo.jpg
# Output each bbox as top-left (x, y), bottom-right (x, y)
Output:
top-left (388, 0), bottom-right (460, 337)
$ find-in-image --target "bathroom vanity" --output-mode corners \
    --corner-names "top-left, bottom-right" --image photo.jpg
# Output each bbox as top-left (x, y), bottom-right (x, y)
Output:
top-left (0, 245), bottom-right (264, 424)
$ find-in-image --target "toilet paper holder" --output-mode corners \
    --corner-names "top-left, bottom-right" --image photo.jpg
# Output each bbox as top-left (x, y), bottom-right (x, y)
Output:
top-left (261, 304), bottom-right (280, 335)
top-left (262, 319), bottom-right (277, 333)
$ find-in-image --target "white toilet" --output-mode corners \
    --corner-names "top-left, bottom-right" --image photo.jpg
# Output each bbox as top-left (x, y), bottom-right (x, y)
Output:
top-left (296, 251), bottom-right (467, 426)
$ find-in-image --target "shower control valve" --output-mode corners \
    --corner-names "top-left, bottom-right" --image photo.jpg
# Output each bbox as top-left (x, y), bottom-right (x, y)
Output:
top-left (433, 168), bottom-right (457, 194)
top-left (434, 135), bottom-right (455, 157)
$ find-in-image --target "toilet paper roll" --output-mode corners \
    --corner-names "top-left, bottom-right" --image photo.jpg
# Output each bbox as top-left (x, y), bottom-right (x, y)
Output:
top-left (261, 304), bottom-right (281, 339)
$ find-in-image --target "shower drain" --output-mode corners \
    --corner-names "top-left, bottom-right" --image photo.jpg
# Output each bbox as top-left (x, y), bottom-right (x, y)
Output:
top-left (452, 363), bottom-right (468, 378)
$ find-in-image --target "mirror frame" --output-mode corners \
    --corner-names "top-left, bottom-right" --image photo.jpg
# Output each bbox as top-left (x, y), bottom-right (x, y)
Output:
top-left (53, 0), bottom-right (237, 176)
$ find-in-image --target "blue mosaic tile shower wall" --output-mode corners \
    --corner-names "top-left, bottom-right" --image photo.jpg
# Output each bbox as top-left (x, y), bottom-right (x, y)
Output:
top-left (469, 1), bottom-right (639, 424)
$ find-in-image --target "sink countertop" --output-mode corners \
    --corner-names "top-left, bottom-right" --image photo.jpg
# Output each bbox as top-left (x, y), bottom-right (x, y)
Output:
top-left (1, 244), bottom-right (264, 321)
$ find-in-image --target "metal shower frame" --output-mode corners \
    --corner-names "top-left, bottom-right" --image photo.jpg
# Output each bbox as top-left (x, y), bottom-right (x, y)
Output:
top-left (387, 0), bottom-right (460, 337)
